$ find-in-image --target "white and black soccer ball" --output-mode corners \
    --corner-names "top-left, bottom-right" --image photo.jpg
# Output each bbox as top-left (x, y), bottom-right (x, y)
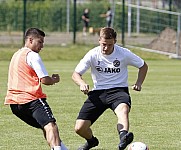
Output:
top-left (128, 142), bottom-right (149, 150)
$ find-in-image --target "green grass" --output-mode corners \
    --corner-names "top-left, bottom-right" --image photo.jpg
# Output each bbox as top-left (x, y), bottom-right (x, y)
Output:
top-left (0, 45), bottom-right (181, 149)
top-left (0, 44), bottom-right (95, 61)
top-left (0, 44), bottom-right (168, 61)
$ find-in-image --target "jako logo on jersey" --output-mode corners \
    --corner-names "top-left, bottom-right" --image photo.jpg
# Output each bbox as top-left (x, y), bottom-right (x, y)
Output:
top-left (96, 66), bottom-right (103, 73)
top-left (104, 67), bottom-right (120, 73)
top-left (113, 60), bottom-right (120, 67)
top-left (96, 59), bottom-right (121, 73)
top-left (95, 66), bottom-right (120, 73)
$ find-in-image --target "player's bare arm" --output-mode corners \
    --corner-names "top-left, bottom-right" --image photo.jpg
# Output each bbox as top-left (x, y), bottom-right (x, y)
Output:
top-left (132, 62), bottom-right (148, 91)
top-left (72, 71), bottom-right (89, 94)
top-left (41, 74), bottom-right (60, 85)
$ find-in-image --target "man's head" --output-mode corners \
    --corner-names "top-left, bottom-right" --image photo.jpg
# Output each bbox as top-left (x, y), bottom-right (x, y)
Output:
top-left (99, 27), bottom-right (117, 55)
top-left (84, 8), bottom-right (89, 13)
top-left (24, 28), bottom-right (45, 53)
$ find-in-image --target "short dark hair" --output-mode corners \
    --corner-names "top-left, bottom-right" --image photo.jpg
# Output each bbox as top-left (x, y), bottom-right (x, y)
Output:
top-left (25, 28), bottom-right (45, 40)
top-left (100, 27), bottom-right (117, 40)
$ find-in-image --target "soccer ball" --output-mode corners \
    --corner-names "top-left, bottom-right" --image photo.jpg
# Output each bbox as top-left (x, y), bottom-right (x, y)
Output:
top-left (128, 142), bottom-right (149, 150)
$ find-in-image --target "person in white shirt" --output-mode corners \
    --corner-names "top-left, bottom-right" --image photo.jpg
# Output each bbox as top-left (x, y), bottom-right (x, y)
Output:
top-left (72, 27), bottom-right (148, 150)
top-left (100, 7), bottom-right (112, 27)
top-left (106, 7), bottom-right (112, 27)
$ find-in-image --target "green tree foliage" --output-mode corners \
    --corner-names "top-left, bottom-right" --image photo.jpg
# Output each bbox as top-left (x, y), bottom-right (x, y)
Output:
top-left (0, 0), bottom-right (179, 32)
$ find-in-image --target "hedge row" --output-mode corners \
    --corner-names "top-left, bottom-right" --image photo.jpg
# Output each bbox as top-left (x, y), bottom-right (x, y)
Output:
top-left (0, 0), bottom-right (177, 33)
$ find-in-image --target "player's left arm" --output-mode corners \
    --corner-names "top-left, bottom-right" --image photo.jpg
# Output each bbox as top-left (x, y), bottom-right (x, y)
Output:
top-left (132, 61), bottom-right (148, 91)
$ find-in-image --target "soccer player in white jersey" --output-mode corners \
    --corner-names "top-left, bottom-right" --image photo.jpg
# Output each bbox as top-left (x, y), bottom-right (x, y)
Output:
top-left (72, 27), bottom-right (148, 150)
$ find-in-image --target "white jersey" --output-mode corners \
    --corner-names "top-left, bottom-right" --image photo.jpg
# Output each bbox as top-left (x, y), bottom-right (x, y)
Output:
top-left (75, 44), bottom-right (144, 90)
top-left (24, 47), bottom-right (48, 79)
top-left (106, 10), bottom-right (112, 22)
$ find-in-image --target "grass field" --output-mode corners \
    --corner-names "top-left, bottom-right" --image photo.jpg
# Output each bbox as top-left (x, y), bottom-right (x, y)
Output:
top-left (0, 45), bottom-right (181, 150)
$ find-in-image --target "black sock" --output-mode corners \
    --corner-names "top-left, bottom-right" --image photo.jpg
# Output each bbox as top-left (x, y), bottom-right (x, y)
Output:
top-left (86, 136), bottom-right (95, 143)
top-left (119, 130), bottom-right (128, 139)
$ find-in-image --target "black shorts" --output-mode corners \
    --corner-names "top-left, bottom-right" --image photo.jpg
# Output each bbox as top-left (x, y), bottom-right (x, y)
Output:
top-left (77, 87), bottom-right (131, 124)
top-left (83, 21), bottom-right (89, 27)
top-left (10, 98), bottom-right (56, 129)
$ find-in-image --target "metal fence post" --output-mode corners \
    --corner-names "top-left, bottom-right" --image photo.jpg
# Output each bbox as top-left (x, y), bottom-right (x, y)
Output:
top-left (176, 14), bottom-right (180, 56)
top-left (136, 0), bottom-right (140, 35)
top-left (73, 0), bottom-right (76, 44)
top-left (67, 0), bottom-right (70, 33)
top-left (23, 0), bottom-right (27, 44)
top-left (128, 0), bottom-right (131, 37)
top-left (122, 0), bottom-right (125, 46)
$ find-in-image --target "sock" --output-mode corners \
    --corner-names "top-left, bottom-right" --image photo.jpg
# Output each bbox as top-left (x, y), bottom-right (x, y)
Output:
top-left (51, 142), bottom-right (68, 150)
top-left (52, 146), bottom-right (61, 150)
top-left (86, 136), bottom-right (95, 143)
top-left (61, 142), bottom-right (68, 150)
top-left (119, 130), bottom-right (128, 139)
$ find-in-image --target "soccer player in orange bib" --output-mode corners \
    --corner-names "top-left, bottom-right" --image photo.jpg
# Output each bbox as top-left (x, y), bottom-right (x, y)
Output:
top-left (5, 28), bottom-right (68, 150)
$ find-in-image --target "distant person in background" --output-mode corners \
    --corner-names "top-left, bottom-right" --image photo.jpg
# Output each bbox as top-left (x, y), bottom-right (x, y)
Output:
top-left (106, 7), bottom-right (112, 27)
top-left (4, 27), bottom-right (68, 150)
top-left (162, 0), bottom-right (166, 9)
top-left (82, 8), bottom-right (90, 36)
top-left (100, 7), bottom-right (112, 27)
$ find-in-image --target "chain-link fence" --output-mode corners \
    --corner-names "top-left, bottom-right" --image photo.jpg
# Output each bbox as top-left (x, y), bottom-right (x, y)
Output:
top-left (0, 0), bottom-right (180, 57)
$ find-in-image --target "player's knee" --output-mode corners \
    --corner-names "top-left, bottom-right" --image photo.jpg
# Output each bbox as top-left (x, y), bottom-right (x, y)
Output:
top-left (75, 122), bottom-right (88, 135)
top-left (121, 105), bottom-right (130, 114)
top-left (75, 119), bottom-right (91, 135)
top-left (74, 124), bottom-right (82, 134)
top-left (115, 103), bottom-right (130, 115)
top-left (44, 122), bottom-right (58, 131)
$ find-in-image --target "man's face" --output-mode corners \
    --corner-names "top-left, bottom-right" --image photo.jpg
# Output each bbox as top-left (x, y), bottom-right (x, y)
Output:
top-left (99, 37), bottom-right (116, 55)
top-left (28, 36), bottom-right (44, 53)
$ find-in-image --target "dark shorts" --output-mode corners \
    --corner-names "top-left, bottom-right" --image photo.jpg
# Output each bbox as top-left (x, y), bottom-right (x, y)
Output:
top-left (10, 98), bottom-right (56, 129)
top-left (83, 21), bottom-right (89, 27)
top-left (77, 87), bottom-right (131, 124)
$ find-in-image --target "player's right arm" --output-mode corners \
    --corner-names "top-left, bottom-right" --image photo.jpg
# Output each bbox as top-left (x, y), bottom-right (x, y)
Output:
top-left (72, 50), bottom-right (92, 94)
top-left (72, 71), bottom-right (89, 95)
top-left (27, 51), bottom-right (60, 86)
top-left (41, 74), bottom-right (60, 85)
